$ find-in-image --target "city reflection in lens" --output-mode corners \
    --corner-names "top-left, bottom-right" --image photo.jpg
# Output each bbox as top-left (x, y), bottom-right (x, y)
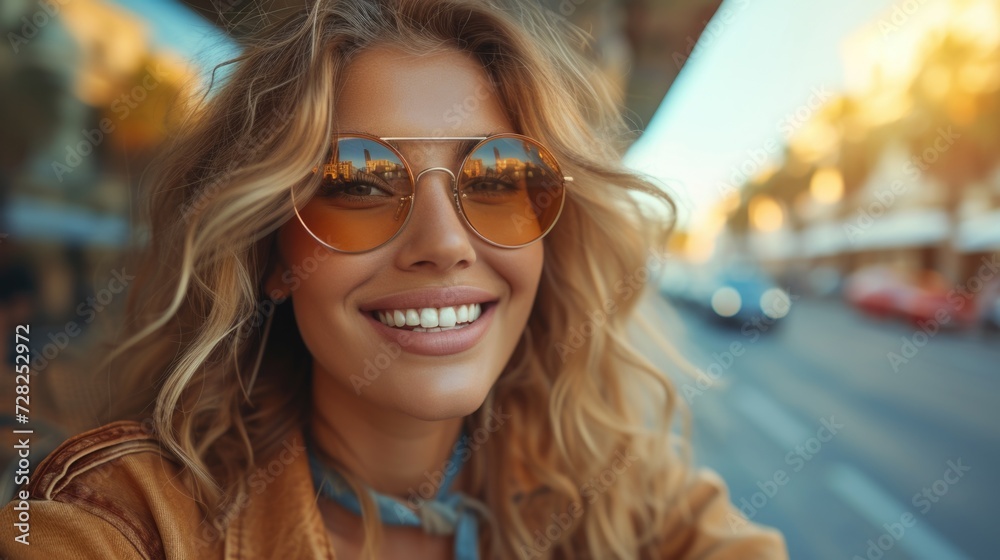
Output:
top-left (460, 137), bottom-right (564, 246)
top-left (299, 137), bottom-right (413, 251)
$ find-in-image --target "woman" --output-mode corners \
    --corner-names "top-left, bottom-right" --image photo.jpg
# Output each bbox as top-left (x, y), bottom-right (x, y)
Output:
top-left (0, 0), bottom-right (787, 558)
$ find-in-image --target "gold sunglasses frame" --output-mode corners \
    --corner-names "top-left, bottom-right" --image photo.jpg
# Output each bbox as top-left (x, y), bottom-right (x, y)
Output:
top-left (292, 132), bottom-right (573, 253)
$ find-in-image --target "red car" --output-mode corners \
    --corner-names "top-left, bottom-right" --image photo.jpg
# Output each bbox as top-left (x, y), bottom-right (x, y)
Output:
top-left (844, 266), bottom-right (977, 329)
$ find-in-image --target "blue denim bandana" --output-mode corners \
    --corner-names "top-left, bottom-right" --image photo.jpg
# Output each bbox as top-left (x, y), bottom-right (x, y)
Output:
top-left (307, 431), bottom-right (481, 560)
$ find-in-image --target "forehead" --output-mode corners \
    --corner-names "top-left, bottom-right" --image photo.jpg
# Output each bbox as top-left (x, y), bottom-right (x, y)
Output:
top-left (334, 45), bottom-right (515, 139)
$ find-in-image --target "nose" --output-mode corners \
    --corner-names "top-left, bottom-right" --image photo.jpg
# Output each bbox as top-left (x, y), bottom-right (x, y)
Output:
top-left (393, 167), bottom-right (477, 272)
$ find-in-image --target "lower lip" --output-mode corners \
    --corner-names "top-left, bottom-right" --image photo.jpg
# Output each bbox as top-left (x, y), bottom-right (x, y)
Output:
top-left (362, 303), bottom-right (497, 356)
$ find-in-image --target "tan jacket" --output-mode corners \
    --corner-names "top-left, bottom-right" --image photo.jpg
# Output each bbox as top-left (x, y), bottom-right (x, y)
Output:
top-left (0, 420), bottom-right (787, 559)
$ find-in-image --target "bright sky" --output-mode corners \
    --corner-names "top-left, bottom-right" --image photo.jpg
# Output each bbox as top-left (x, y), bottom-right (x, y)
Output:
top-left (624, 0), bottom-right (899, 229)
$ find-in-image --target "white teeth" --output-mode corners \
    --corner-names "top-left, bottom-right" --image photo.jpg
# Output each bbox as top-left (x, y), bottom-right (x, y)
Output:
top-left (419, 308), bottom-right (439, 328)
top-left (439, 307), bottom-right (457, 328)
top-left (373, 303), bottom-right (484, 330)
top-left (405, 309), bottom-right (420, 326)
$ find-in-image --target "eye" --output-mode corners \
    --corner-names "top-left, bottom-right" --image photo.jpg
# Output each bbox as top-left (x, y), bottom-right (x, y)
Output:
top-left (315, 172), bottom-right (399, 209)
top-left (462, 176), bottom-right (519, 199)
top-left (321, 178), bottom-right (393, 198)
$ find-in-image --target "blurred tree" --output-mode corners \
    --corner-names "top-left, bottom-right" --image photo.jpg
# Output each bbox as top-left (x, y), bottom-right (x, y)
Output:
top-left (903, 32), bottom-right (1000, 278)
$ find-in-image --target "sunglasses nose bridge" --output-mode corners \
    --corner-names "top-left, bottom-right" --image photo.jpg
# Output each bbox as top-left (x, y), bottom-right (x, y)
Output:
top-left (413, 166), bottom-right (457, 186)
top-left (413, 165), bottom-right (463, 214)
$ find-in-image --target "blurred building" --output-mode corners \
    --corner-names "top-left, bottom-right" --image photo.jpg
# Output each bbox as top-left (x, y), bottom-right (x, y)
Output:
top-left (713, 0), bottom-right (1000, 288)
top-left (0, 0), bottom-right (200, 442)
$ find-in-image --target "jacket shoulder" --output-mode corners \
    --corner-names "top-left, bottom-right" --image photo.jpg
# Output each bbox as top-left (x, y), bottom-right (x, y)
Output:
top-left (0, 420), bottom-right (204, 560)
top-left (26, 419), bottom-right (170, 499)
top-left (655, 468), bottom-right (788, 559)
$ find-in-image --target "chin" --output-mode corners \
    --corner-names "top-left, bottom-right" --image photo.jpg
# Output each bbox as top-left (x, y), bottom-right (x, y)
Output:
top-left (387, 379), bottom-right (495, 421)
top-left (399, 401), bottom-right (485, 422)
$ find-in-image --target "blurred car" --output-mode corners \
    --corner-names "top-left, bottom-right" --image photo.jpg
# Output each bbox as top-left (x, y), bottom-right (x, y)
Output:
top-left (843, 265), bottom-right (907, 318)
top-left (983, 298), bottom-right (1000, 331)
top-left (979, 277), bottom-right (1000, 332)
top-left (844, 265), bottom-right (977, 329)
top-left (903, 270), bottom-right (978, 328)
top-left (706, 268), bottom-right (793, 329)
top-left (657, 263), bottom-right (793, 330)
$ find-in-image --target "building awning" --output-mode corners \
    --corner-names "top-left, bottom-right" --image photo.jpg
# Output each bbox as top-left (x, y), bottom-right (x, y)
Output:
top-left (836, 208), bottom-right (949, 251)
top-left (3, 196), bottom-right (129, 247)
top-left (798, 209), bottom-right (952, 258)
top-left (958, 210), bottom-right (1000, 252)
top-left (802, 222), bottom-right (851, 258)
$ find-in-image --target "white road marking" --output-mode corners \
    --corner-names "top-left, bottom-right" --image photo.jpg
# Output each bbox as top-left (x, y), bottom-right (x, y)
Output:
top-left (732, 384), bottom-right (812, 449)
top-left (827, 463), bottom-right (972, 560)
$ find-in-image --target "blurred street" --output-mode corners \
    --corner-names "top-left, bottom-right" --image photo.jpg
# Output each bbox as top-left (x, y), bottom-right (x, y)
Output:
top-left (645, 294), bottom-right (999, 560)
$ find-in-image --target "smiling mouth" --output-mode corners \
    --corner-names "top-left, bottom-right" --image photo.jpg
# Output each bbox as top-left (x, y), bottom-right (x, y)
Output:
top-left (370, 302), bottom-right (494, 332)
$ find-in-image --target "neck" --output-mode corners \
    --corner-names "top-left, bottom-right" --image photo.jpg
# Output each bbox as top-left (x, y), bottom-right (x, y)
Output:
top-left (309, 364), bottom-right (465, 500)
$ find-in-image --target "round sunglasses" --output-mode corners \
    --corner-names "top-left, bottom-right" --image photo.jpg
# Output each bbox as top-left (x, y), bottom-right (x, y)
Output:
top-left (292, 133), bottom-right (571, 253)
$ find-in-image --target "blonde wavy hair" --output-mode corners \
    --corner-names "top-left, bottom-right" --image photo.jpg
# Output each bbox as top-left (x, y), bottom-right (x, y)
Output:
top-left (101, 0), bottom-right (695, 558)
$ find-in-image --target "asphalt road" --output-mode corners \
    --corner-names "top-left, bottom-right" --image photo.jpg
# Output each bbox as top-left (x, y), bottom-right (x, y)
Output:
top-left (636, 293), bottom-right (999, 560)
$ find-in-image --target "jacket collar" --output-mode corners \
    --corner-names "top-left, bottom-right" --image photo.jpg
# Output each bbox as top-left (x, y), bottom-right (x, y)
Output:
top-left (226, 427), bottom-right (337, 559)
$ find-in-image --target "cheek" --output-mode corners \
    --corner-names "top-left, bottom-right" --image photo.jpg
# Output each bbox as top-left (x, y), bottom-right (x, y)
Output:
top-left (495, 244), bottom-right (544, 311)
top-left (276, 221), bottom-right (355, 307)
top-left (278, 218), bottom-right (321, 268)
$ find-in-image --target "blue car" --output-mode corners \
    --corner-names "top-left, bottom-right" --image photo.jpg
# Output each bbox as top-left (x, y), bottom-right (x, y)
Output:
top-left (704, 269), bottom-right (793, 331)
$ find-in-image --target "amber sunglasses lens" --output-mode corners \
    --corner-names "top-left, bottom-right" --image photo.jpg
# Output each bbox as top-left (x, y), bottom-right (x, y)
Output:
top-left (295, 137), bottom-right (413, 252)
top-left (458, 136), bottom-right (565, 247)
top-left (295, 135), bottom-right (566, 251)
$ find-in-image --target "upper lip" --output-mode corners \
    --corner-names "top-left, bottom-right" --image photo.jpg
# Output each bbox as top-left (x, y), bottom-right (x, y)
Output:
top-left (358, 286), bottom-right (499, 312)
